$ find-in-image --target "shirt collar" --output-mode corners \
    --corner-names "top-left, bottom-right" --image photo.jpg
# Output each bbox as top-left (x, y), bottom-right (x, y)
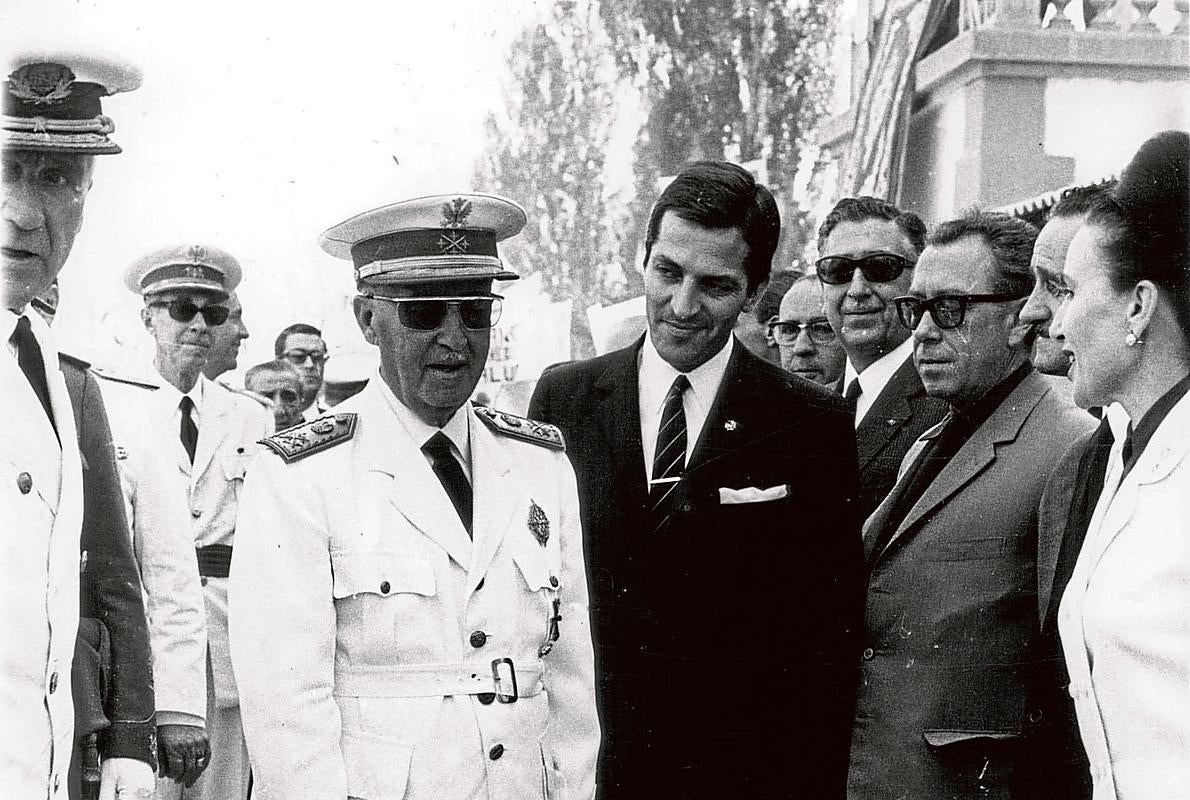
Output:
top-left (844, 336), bottom-right (914, 397)
top-left (640, 332), bottom-right (734, 415)
top-left (375, 368), bottom-right (471, 465)
top-left (155, 371), bottom-right (204, 419)
top-left (1127, 371), bottom-right (1190, 465)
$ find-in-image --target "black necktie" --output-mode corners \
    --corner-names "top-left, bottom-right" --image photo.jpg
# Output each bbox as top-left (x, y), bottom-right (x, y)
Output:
top-left (1120, 423), bottom-right (1136, 479)
top-left (423, 431), bottom-right (472, 537)
top-left (844, 377), bottom-right (862, 409)
top-left (650, 375), bottom-right (690, 528)
top-left (11, 315), bottom-right (57, 437)
top-left (179, 396), bottom-right (198, 464)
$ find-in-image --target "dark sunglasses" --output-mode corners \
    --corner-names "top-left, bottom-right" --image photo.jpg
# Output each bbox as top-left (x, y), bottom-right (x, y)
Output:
top-left (816, 253), bottom-right (915, 285)
top-left (767, 318), bottom-right (837, 346)
top-left (894, 293), bottom-right (1026, 330)
top-left (150, 299), bottom-right (230, 326)
top-left (366, 295), bottom-right (503, 331)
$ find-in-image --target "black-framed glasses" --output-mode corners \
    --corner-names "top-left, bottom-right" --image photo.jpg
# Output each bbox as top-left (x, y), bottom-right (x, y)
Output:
top-left (282, 350), bottom-right (329, 366)
top-left (894, 293), bottom-right (1026, 330)
top-left (768, 318), bottom-right (837, 346)
top-left (366, 295), bottom-right (504, 331)
top-left (149, 299), bottom-right (229, 326)
top-left (816, 253), bottom-right (915, 285)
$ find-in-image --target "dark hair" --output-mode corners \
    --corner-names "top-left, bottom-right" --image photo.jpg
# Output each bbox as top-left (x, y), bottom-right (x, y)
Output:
top-left (751, 269), bottom-right (798, 322)
top-left (1085, 130), bottom-right (1190, 346)
top-left (816, 196), bottom-right (927, 256)
top-left (1048, 180), bottom-right (1116, 221)
top-left (644, 161), bottom-right (781, 292)
top-left (928, 210), bottom-right (1038, 296)
top-left (246, 358), bottom-right (301, 386)
top-left (273, 323), bottom-right (324, 358)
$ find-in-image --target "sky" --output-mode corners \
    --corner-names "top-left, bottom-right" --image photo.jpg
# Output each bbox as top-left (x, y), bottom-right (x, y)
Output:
top-left (4, 0), bottom-right (550, 378)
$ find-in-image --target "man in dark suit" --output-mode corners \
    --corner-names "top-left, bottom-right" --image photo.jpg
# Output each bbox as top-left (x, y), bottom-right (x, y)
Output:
top-left (1011, 183), bottom-right (1116, 799)
top-left (530, 161), bottom-right (864, 799)
top-left (816, 197), bottom-right (948, 519)
top-left (848, 211), bottom-right (1095, 799)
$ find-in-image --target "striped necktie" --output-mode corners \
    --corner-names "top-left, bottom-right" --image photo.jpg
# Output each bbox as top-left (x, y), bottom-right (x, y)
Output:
top-left (650, 374), bottom-right (690, 529)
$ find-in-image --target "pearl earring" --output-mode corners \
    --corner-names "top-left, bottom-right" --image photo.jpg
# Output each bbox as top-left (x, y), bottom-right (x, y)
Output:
top-left (1124, 331), bottom-right (1144, 347)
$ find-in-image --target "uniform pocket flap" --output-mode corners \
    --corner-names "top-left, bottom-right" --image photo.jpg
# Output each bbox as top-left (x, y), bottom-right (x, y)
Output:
top-left (341, 728), bottom-right (413, 800)
top-left (331, 553), bottom-right (437, 599)
top-left (923, 729), bottom-right (1021, 748)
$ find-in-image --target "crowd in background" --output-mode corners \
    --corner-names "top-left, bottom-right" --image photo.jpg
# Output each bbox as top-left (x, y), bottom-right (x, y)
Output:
top-left (3, 41), bottom-right (1187, 800)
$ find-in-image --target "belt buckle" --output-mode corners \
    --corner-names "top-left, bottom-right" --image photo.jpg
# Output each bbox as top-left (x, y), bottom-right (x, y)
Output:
top-left (491, 657), bottom-right (518, 704)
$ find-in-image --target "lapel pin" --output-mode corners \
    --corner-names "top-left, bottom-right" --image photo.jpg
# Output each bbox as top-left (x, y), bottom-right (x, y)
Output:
top-left (724, 420), bottom-right (738, 432)
top-left (528, 500), bottom-right (549, 547)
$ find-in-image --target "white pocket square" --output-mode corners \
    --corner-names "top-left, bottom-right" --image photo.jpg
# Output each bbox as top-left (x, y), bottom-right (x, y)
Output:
top-left (718, 484), bottom-right (789, 505)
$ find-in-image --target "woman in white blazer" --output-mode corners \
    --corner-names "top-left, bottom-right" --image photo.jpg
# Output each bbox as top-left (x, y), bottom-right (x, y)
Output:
top-left (1050, 130), bottom-right (1190, 800)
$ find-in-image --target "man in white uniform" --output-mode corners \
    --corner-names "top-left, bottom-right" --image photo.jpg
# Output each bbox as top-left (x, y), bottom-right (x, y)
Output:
top-left (107, 244), bottom-right (271, 800)
top-left (230, 194), bottom-right (600, 799)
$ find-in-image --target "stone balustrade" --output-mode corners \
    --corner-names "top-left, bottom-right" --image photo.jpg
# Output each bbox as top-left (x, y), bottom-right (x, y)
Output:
top-left (960, 0), bottom-right (1186, 34)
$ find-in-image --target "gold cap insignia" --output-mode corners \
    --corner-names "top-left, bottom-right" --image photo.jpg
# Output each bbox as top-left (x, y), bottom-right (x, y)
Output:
top-left (528, 500), bottom-right (549, 547)
top-left (188, 244), bottom-right (207, 264)
top-left (441, 197), bottom-right (473, 228)
top-left (8, 63), bottom-right (75, 105)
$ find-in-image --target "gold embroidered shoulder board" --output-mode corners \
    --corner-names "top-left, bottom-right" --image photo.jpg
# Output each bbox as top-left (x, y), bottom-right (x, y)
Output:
top-left (473, 406), bottom-right (565, 451)
top-left (260, 413), bottom-right (358, 463)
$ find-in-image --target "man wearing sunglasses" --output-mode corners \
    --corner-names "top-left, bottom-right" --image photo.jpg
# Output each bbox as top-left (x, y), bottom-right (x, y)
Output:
top-left (848, 211), bottom-right (1095, 799)
top-left (3, 50), bottom-right (158, 799)
top-left (229, 194), bottom-right (599, 800)
top-left (770, 273), bottom-right (846, 386)
top-left (98, 243), bottom-right (271, 800)
top-left (816, 196), bottom-right (949, 520)
top-left (529, 162), bottom-right (863, 798)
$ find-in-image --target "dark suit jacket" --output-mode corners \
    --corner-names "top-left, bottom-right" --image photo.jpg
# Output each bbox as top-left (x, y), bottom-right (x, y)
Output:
top-left (60, 354), bottom-right (156, 768)
top-left (1011, 420), bottom-right (1106, 799)
top-left (853, 355), bottom-right (948, 521)
top-left (530, 337), bottom-right (864, 799)
top-left (849, 371), bottom-right (1095, 800)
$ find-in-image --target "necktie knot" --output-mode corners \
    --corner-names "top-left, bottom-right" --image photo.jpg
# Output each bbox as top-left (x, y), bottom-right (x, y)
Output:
top-left (844, 377), bottom-right (862, 406)
top-left (422, 430), bottom-right (453, 460)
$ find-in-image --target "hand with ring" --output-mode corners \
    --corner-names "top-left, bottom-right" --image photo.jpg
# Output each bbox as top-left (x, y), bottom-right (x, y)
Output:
top-left (156, 723), bottom-right (211, 787)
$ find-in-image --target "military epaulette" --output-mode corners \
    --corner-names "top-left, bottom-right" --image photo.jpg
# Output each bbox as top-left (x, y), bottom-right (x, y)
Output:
top-left (473, 406), bottom-right (565, 451)
top-left (215, 380), bottom-right (274, 409)
top-left (90, 365), bottom-right (160, 390)
top-left (259, 413), bottom-right (357, 463)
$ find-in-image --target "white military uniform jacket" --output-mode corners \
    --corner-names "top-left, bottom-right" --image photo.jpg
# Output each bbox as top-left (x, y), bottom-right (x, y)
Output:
top-left (1, 310), bottom-right (82, 798)
top-left (1059, 390), bottom-right (1190, 800)
top-left (95, 368), bottom-right (209, 722)
top-left (229, 379), bottom-right (599, 800)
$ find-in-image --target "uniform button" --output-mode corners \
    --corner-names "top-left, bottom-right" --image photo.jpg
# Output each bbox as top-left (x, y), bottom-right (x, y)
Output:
top-left (470, 630), bottom-right (487, 648)
top-left (200, 577), bottom-right (208, 587)
top-left (191, 509), bottom-right (202, 518)
top-left (549, 576), bottom-right (559, 588)
top-left (380, 581), bottom-right (391, 594)
top-left (679, 503), bottom-right (692, 513)
top-left (477, 693), bottom-right (495, 705)
top-left (17, 472), bottom-right (33, 494)
top-left (49, 672), bottom-right (58, 693)
top-left (862, 647), bottom-right (875, 660)
top-left (1027, 708), bottom-right (1044, 724)
top-left (489, 744), bottom-right (504, 760)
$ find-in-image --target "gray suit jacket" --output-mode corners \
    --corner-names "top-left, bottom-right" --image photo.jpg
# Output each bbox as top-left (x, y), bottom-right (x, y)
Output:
top-left (848, 370), bottom-right (1094, 800)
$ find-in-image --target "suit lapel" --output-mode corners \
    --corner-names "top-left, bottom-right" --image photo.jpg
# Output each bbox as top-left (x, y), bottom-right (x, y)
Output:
top-left (593, 341), bottom-right (649, 508)
top-left (191, 378), bottom-right (228, 484)
top-left (855, 356), bottom-right (917, 469)
top-left (874, 372), bottom-right (1050, 561)
top-left (686, 342), bottom-right (761, 475)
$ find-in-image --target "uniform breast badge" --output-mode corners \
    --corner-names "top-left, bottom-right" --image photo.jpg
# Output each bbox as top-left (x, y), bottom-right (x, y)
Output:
top-left (528, 500), bottom-right (549, 547)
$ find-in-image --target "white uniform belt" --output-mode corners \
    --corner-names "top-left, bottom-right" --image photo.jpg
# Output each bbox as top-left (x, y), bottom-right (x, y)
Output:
top-left (334, 658), bottom-right (545, 700)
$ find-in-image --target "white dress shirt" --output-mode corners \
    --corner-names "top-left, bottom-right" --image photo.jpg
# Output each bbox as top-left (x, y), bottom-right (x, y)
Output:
top-left (376, 371), bottom-right (473, 482)
top-left (843, 337), bottom-right (915, 427)
top-left (638, 333), bottom-right (734, 483)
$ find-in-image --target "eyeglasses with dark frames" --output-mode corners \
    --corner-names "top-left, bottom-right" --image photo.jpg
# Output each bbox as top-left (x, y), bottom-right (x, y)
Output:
top-left (894, 293), bottom-right (1027, 331)
top-left (767, 318), bottom-right (838, 346)
top-left (282, 350), bottom-right (329, 366)
top-left (149, 299), bottom-right (230, 326)
top-left (365, 295), bottom-right (504, 331)
top-left (815, 253), bottom-right (915, 286)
